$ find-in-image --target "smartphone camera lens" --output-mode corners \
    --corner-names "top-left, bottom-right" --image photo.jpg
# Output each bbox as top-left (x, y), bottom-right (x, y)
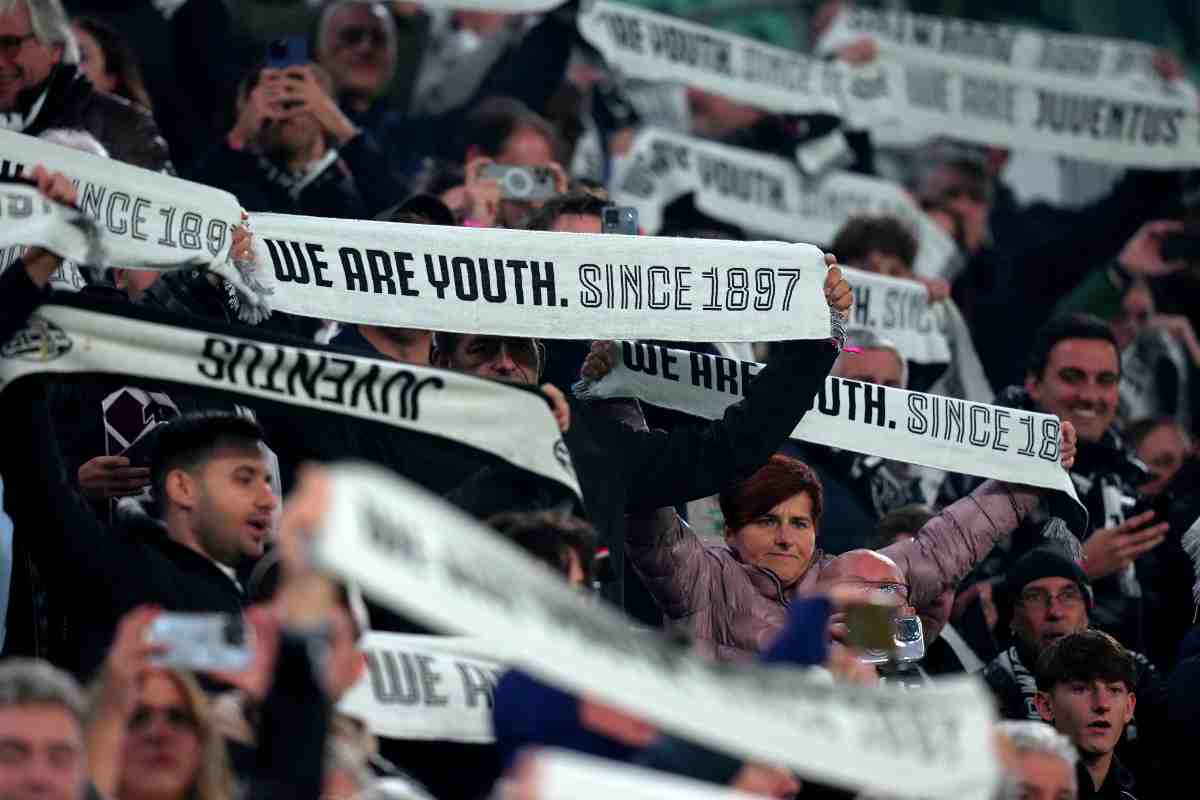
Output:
top-left (222, 619), bottom-right (245, 647)
top-left (504, 170), bottom-right (532, 199)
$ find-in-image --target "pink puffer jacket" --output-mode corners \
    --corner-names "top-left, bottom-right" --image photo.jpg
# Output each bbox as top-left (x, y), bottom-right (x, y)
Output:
top-left (626, 480), bottom-right (1040, 661)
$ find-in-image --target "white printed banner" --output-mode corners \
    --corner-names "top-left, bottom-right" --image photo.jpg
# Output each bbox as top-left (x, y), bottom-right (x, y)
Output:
top-left (575, 342), bottom-right (1080, 510)
top-left (2, 130), bottom-right (833, 343)
top-left (821, 7), bottom-right (1193, 99)
top-left (0, 129), bottom-right (239, 267)
top-left (339, 633), bottom-right (505, 744)
top-left (0, 304), bottom-right (582, 500)
top-left (251, 211), bottom-right (830, 342)
top-left (612, 128), bottom-right (960, 279)
top-left (577, 0), bottom-right (894, 126)
top-left (841, 266), bottom-right (950, 365)
top-left (526, 750), bottom-right (768, 800)
top-left (313, 463), bottom-right (1001, 798)
top-left (818, 8), bottom-right (1200, 167)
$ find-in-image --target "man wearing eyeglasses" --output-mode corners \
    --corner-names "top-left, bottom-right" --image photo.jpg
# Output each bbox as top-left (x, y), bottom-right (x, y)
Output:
top-left (0, 0), bottom-right (171, 172)
top-left (313, 1), bottom-right (398, 118)
top-left (983, 548), bottom-right (1166, 794)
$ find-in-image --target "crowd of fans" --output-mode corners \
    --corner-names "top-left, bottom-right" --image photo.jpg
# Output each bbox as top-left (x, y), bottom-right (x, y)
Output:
top-left (1, 0), bottom-right (1199, 798)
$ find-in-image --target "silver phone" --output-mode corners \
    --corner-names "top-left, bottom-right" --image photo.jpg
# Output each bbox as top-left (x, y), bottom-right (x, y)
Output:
top-left (146, 613), bottom-right (253, 672)
top-left (480, 164), bottom-right (557, 201)
top-left (602, 205), bottom-right (638, 235)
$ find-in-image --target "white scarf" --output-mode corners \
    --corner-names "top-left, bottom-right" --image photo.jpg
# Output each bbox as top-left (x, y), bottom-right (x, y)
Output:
top-left (574, 342), bottom-right (1082, 515)
top-left (817, 7), bottom-right (1200, 167)
top-left (0, 304), bottom-right (582, 501)
top-left (338, 633), bottom-right (505, 743)
top-left (577, 0), bottom-right (892, 127)
top-left (312, 463), bottom-right (1002, 798)
top-left (248, 210), bottom-right (830, 341)
top-left (611, 128), bottom-right (960, 279)
top-left (0, 130), bottom-right (834, 343)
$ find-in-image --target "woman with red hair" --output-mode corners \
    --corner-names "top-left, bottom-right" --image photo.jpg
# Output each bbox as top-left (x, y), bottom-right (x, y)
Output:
top-left (628, 446), bottom-right (1075, 660)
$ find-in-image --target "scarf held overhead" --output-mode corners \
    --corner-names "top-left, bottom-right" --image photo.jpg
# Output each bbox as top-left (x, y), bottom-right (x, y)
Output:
top-left (577, 0), bottom-right (893, 128)
top-left (0, 130), bottom-right (833, 342)
top-left (574, 342), bottom-right (1082, 520)
top-left (817, 7), bottom-right (1200, 168)
top-left (611, 128), bottom-right (960, 280)
top-left (0, 303), bottom-right (581, 500)
top-left (312, 463), bottom-right (1001, 798)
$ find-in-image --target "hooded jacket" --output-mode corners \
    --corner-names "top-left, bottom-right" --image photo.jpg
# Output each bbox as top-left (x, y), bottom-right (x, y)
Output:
top-left (16, 63), bottom-right (172, 173)
top-left (626, 480), bottom-right (1040, 660)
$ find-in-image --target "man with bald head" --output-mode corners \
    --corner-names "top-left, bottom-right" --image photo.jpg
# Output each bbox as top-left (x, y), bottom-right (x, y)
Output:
top-left (816, 549), bottom-right (930, 687)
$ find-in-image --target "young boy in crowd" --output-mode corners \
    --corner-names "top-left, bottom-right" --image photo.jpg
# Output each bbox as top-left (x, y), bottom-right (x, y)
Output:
top-left (1035, 630), bottom-right (1139, 800)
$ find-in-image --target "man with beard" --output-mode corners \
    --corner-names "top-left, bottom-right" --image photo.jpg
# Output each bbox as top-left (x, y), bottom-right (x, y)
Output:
top-left (0, 0), bottom-right (170, 171)
top-left (1035, 631), bottom-right (1142, 799)
top-left (6, 407), bottom-right (278, 681)
top-left (946, 314), bottom-right (1167, 657)
top-left (196, 59), bottom-right (401, 219)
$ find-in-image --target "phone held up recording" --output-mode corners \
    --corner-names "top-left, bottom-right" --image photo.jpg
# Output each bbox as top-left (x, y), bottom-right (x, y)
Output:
top-left (146, 613), bottom-right (254, 673)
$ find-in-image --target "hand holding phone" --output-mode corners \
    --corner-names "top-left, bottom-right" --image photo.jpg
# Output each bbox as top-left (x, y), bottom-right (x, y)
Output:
top-left (145, 613), bottom-right (254, 672)
top-left (602, 205), bottom-right (638, 235)
top-left (480, 165), bottom-right (558, 201)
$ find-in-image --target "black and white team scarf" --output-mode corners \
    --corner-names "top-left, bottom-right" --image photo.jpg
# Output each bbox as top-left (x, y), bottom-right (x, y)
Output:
top-left (313, 462), bottom-right (1003, 799)
top-left (0, 299), bottom-right (581, 503)
top-left (0, 129), bottom-right (834, 343)
top-left (574, 342), bottom-right (1085, 527)
top-left (816, 7), bottom-right (1200, 168)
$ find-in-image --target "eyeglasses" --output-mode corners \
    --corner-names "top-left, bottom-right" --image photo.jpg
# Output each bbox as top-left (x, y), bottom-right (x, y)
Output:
top-left (0, 33), bottom-right (37, 58)
top-left (1018, 586), bottom-right (1084, 611)
top-left (337, 26), bottom-right (388, 50)
top-left (129, 704), bottom-right (198, 733)
top-left (835, 578), bottom-right (910, 603)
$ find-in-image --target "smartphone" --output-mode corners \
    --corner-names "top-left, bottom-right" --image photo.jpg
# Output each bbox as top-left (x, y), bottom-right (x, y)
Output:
top-left (480, 165), bottom-right (557, 202)
top-left (266, 37), bottom-right (308, 70)
top-left (602, 205), bottom-right (638, 235)
top-left (146, 613), bottom-right (253, 672)
top-left (1160, 231), bottom-right (1200, 261)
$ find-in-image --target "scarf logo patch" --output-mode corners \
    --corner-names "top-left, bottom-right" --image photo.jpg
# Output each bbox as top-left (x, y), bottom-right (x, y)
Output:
top-left (1, 314), bottom-right (72, 362)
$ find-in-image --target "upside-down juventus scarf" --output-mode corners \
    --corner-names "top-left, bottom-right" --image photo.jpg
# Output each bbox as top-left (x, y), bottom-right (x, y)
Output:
top-left (0, 298), bottom-right (581, 502)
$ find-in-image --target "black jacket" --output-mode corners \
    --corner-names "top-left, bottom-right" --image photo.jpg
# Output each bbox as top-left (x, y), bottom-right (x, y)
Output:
top-left (944, 386), bottom-right (1150, 654)
top-left (558, 338), bottom-right (837, 611)
top-left (21, 63), bottom-right (173, 173)
top-left (1077, 757), bottom-right (1137, 800)
top-left (2, 418), bottom-right (244, 681)
top-left (954, 169), bottom-right (1181, 390)
top-left (193, 130), bottom-right (403, 219)
top-left (984, 640), bottom-right (1166, 794)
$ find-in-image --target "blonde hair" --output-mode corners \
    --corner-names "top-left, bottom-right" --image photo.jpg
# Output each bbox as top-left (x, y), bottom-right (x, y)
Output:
top-left (120, 670), bottom-right (235, 800)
